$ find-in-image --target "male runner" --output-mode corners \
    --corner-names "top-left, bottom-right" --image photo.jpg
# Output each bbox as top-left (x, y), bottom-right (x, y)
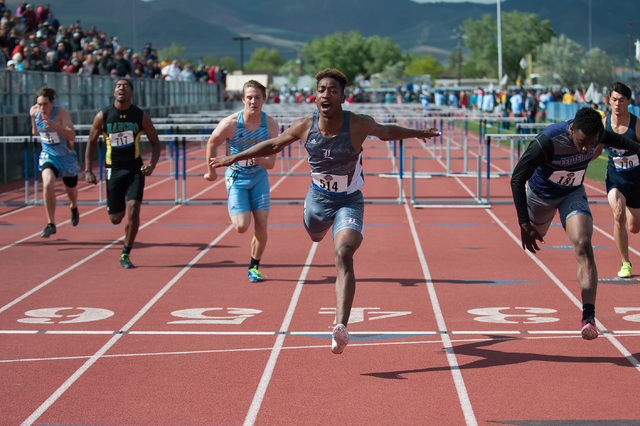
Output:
top-left (601, 82), bottom-right (640, 278)
top-left (204, 80), bottom-right (279, 282)
top-left (30, 86), bottom-right (79, 237)
top-left (85, 78), bottom-right (161, 268)
top-left (511, 107), bottom-right (640, 340)
top-left (211, 68), bottom-right (440, 354)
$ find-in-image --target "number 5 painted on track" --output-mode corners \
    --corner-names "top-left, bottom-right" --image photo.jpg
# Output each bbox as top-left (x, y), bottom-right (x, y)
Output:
top-left (468, 307), bottom-right (559, 324)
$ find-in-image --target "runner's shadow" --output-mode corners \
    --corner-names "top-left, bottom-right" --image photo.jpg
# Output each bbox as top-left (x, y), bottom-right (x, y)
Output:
top-left (363, 336), bottom-right (640, 379)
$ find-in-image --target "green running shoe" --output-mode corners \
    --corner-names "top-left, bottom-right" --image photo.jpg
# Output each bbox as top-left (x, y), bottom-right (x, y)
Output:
top-left (120, 253), bottom-right (135, 269)
top-left (618, 262), bottom-right (632, 278)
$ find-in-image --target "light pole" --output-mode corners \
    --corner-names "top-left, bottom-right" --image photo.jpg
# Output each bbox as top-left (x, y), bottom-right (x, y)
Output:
top-left (233, 36), bottom-right (251, 72)
top-left (497, 0), bottom-right (503, 85)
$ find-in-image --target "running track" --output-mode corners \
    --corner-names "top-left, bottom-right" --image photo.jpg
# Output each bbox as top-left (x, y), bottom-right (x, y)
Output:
top-left (1, 109), bottom-right (640, 425)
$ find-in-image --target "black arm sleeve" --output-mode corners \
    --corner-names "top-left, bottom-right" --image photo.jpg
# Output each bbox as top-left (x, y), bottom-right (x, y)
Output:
top-left (510, 134), bottom-right (554, 224)
top-left (601, 130), bottom-right (640, 152)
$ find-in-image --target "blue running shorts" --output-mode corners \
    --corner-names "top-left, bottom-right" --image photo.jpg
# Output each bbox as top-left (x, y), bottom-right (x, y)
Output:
top-left (225, 167), bottom-right (270, 216)
top-left (303, 185), bottom-right (364, 239)
top-left (38, 150), bottom-right (79, 179)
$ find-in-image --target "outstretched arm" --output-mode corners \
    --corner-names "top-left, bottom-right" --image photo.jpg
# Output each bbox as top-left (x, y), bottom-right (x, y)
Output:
top-left (354, 114), bottom-right (440, 145)
top-left (211, 117), bottom-right (310, 168)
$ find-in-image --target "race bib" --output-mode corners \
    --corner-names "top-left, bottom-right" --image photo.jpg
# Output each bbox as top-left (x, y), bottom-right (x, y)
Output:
top-left (311, 172), bottom-right (348, 193)
top-left (109, 130), bottom-right (134, 148)
top-left (235, 158), bottom-right (256, 167)
top-left (40, 132), bottom-right (60, 145)
top-left (549, 169), bottom-right (585, 187)
top-left (225, 175), bottom-right (236, 190)
top-left (613, 154), bottom-right (639, 171)
top-left (38, 152), bottom-right (49, 167)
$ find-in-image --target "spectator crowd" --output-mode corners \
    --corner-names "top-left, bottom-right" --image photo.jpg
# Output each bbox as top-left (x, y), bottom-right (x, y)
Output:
top-left (0, 1), bottom-right (226, 88)
top-left (2, 1), bottom-right (638, 114)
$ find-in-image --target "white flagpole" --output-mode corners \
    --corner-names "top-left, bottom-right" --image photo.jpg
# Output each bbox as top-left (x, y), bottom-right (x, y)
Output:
top-left (497, 0), bottom-right (503, 85)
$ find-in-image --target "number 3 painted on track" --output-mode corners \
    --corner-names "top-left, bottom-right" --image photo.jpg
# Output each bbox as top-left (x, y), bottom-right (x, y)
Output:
top-left (468, 307), bottom-right (559, 324)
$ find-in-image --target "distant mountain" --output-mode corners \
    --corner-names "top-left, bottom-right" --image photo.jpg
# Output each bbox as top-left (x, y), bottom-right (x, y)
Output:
top-left (6, 0), bottom-right (637, 64)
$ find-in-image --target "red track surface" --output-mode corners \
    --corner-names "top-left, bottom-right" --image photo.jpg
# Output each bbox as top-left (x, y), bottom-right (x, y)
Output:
top-left (1, 127), bottom-right (640, 425)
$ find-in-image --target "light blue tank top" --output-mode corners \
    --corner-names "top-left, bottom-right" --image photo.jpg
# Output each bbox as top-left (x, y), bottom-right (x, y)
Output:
top-left (36, 105), bottom-right (69, 157)
top-left (228, 111), bottom-right (270, 174)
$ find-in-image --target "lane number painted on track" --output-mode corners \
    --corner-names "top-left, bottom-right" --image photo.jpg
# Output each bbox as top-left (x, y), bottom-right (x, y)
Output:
top-left (468, 307), bottom-right (559, 324)
top-left (319, 307), bottom-right (411, 324)
top-left (16, 307), bottom-right (640, 326)
top-left (614, 308), bottom-right (640, 323)
top-left (168, 308), bottom-right (262, 325)
top-left (17, 307), bottom-right (114, 324)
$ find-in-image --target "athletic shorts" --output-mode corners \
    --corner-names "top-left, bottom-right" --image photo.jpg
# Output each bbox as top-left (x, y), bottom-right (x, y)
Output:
top-left (225, 167), bottom-right (270, 216)
top-left (106, 167), bottom-right (145, 215)
top-left (526, 184), bottom-right (591, 228)
top-left (303, 185), bottom-right (364, 239)
top-left (605, 165), bottom-right (640, 209)
top-left (38, 150), bottom-right (79, 181)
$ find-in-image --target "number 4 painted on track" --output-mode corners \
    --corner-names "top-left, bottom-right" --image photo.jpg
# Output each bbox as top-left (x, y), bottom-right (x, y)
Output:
top-left (319, 307), bottom-right (411, 324)
top-left (168, 308), bottom-right (262, 325)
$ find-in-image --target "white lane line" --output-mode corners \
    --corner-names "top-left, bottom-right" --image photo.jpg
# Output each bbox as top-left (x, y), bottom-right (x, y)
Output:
top-left (486, 208), bottom-right (640, 374)
top-left (392, 142), bottom-right (477, 426)
top-left (10, 332), bottom-right (634, 365)
top-left (3, 329), bottom-right (640, 336)
top-left (403, 199), bottom-right (478, 425)
top-left (243, 241), bottom-right (318, 426)
top-left (20, 222), bottom-right (235, 426)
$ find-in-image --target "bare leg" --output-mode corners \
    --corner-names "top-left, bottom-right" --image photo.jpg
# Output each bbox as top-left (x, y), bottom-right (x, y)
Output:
top-left (123, 200), bottom-right (141, 249)
top-left (609, 189), bottom-right (630, 264)
top-left (333, 228), bottom-right (363, 326)
top-left (251, 209), bottom-right (269, 261)
top-left (41, 168), bottom-right (57, 224)
top-left (565, 213), bottom-right (597, 305)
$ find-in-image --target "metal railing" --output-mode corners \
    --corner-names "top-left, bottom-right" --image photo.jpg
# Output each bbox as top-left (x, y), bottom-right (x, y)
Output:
top-left (0, 69), bottom-right (222, 182)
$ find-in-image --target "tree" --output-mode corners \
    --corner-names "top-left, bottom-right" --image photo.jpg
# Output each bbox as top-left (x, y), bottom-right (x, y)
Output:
top-left (405, 54), bottom-right (445, 78)
top-left (278, 59), bottom-right (303, 87)
top-left (363, 36), bottom-right (404, 78)
top-left (157, 42), bottom-right (187, 63)
top-left (581, 47), bottom-right (613, 88)
top-left (200, 55), bottom-right (238, 72)
top-left (244, 48), bottom-right (286, 73)
top-left (301, 31), bottom-right (369, 84)
top-left (535, 35), bottom-right (583, 87)
top-left (301, 31), bottom-right (404, 85)
top-left (463, 11), bottom-right (555, 84)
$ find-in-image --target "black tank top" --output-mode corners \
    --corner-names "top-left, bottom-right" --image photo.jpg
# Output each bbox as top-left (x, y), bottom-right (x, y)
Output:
top-left (101, 104), bottom-right (145, 169)
top-left (605, 114), bottom-right (639, 173)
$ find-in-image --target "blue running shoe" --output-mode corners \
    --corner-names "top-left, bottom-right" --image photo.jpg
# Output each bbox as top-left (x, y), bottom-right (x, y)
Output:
top-left (248, 266), bottom-right (263, 282)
